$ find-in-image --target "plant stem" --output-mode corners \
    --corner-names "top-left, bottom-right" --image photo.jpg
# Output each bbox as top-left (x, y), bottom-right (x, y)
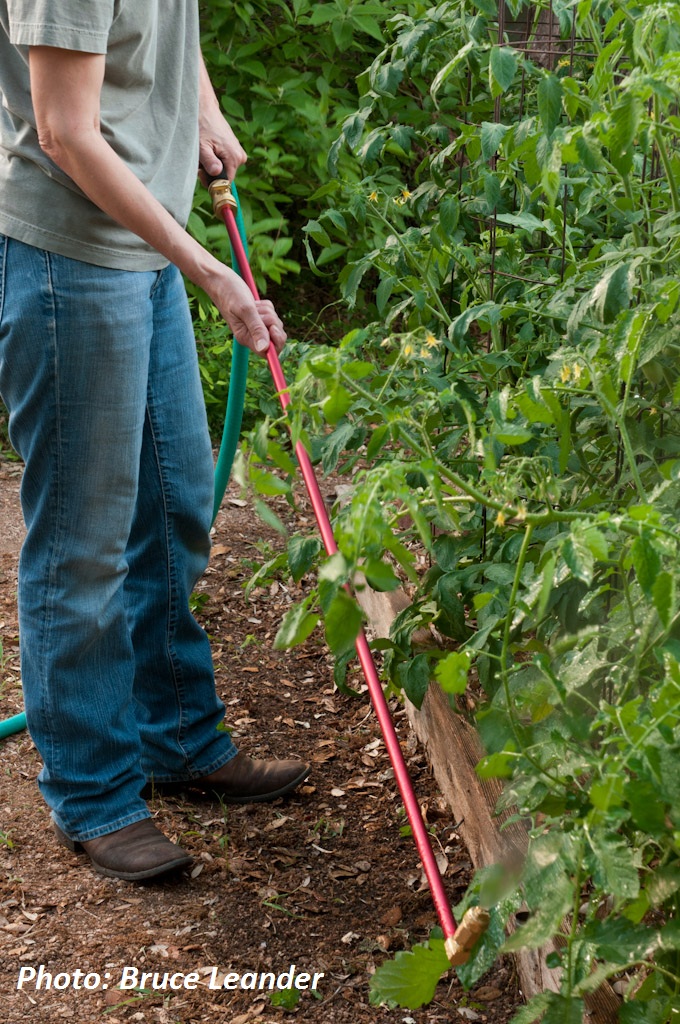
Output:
top-left (654, 96), bottom-right (680, 215)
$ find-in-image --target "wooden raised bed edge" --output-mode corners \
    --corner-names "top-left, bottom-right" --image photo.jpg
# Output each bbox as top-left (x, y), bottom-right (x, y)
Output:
top-left (355, 584), bottom-right (620, 1023)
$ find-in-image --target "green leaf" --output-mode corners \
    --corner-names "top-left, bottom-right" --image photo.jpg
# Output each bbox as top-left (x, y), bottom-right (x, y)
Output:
top-left (504, 890), bottom-right (572, 951)
top-left (369, 940), bottom-right (450, 1009)
top-left (320, 421), bottom-right (358, 474)
top-left (505, 836), bottom-right (574, 951)
top-left (324, 590), bottom-right (363, 658)
top-left (647, 865), bottom-right (680, 907)
top-left (591, 263), bottom-right (633, 324)
top-left (510, 993), bottom-right (552, 1024)
top-left (398, 653), bottom-right (432, 710)
top-left (480, 121), bottom-right (509, 161)
top-left (542, 995), bottom-right (585, 1024)
top-left (476, 749), bottom-right (516, 779)
top-left (366, 423), bottom-right (389, 460)
top-left (343, 359), bottom-right (374, 380)
top-left (489, 47), bottom-right (518, 97)
top-left (652, 571), bottom-right (675, 628)
top-left (537, 74), bottom-right (562, 136)
top-left (287, 535), bottom-right (322, 583)
top-left (583, 527), bottom-right (609, 562)
top-left (625, 777), bottom-right (668, 834)
top-left (607, 92), bottom-right (642, 176)
top-left (471, 0), bottom-right (497, 16)
top-left (274, 600), bottom-right (319, 649)
top-left (253, 499), bottom-right (288, 537)
top-left (582, 917), bottom-right (655, 963)
top-left (563, 531), bottom-right (595, 586)
top-left (587, 829), bottom-right (640, 905)
top-left (496, 212), bottom-right (546, 233)
top-left (322, 384), bottom-right (353, 425)
top-left (536, 552), bottom-right (557, 622)
top-left (631, 534), bottom-right (661, 597)
top-left (431, 40), bottom-right (475, 99)
top-left (304, 219), bottom-right (331, 247)
top-left (493, 427), bottom-right (534, 446)
top-left (266, 440), bottom-right (297, 477)
top-left (435, 650), bottom-right (471, 696)
top-left (363, 557), bottom-right (400, 592)
top-left (270, 987), bottom-right (301, 1010)
top-left (590, 774), bottom-right (624, 813)
top-left (249, 466), bottom-right (290, 497)
top-left (439, 197), bottom-right (459, 236)
top-left (540, 136), bottom-right (563, 207)
top-left (434, 573), bottom-right (468, 640)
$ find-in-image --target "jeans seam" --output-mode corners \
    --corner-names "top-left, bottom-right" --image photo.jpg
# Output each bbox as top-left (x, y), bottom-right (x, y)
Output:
top-left (0, 234), bottom-right (6, 324)
top-left (39, 249), bottom-right (62, 781)
top-left (144, 394), bottom-right (190, 764)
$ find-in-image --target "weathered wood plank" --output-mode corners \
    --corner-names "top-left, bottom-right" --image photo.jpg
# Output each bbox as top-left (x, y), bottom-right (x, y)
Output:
top-left (355, 583), bottom-right (620, 1020)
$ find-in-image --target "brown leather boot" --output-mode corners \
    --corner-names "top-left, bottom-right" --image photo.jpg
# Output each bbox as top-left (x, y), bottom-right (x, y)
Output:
top-left (193, 752), bottom-right (311, 803)
top-left (54, 819), bottom-right (193, 881)
top-left (146, 753), bottom-right (311, 804)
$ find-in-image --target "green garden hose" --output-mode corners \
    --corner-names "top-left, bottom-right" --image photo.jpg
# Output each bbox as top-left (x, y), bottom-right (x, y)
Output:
top-left (0, 183), bottom-right (252, 741)
top-left (0, 712), bottom-right (26, 740)
top-left (212, 180), bottom-right (250, 523)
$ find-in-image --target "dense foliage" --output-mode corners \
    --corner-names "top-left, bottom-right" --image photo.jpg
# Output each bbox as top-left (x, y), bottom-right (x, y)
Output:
top-left (202, 1), bottom-right (680, 1020)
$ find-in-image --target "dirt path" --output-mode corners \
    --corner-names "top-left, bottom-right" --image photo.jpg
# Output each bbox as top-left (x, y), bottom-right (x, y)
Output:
top-left (0, 458), bottom-right (519, 1024)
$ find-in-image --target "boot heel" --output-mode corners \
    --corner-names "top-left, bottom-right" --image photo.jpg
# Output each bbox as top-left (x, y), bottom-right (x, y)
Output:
top-left (53, 822), bottom-right (82, 853)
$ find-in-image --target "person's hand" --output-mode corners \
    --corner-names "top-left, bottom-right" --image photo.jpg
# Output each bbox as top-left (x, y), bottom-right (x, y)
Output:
top-left (198, 116), bottom-right (247, 185)
top-left (208, 268), bottom-right (286, 356)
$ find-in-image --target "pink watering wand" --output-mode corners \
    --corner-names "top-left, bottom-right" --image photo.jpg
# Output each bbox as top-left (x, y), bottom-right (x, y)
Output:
top-left (207, 174), bottom-right (488, 965)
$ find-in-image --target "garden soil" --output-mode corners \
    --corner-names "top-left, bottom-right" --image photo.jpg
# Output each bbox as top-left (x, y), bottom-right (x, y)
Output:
top-left (0, 457), bottom-right (520, 1024)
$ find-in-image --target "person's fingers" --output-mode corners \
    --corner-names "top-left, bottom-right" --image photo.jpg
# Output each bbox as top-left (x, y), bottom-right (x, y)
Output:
top-left (232, 307), bottom-right (270, 354)
top-left (197, 140), bottom-right (247, 186)
top-left (254, 301), bottom-right (286, 353)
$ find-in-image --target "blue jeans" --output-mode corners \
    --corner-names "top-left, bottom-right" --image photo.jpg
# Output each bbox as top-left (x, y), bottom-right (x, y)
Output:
top-left (0, 235), bottom-right (237, 841)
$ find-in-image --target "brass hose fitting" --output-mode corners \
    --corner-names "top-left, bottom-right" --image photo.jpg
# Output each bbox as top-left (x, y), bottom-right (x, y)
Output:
top-left (445, 906), bottom-right (490, 966)
top-left (208, 177), bottom-right (238, 217)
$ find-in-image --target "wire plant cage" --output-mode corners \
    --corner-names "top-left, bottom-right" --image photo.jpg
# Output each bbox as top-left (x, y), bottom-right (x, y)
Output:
top-left (444, 0), bottom-right (678, 363)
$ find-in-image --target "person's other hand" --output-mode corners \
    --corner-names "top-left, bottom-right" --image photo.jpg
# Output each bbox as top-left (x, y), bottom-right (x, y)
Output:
top-left (208, 269), bottom-right (286, 356)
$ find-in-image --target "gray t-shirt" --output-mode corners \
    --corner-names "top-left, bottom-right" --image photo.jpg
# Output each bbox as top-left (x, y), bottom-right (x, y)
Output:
top-left (0, 0), bottom-right (200, 270)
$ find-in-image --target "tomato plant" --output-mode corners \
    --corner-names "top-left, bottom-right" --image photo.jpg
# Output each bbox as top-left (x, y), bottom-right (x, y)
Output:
top-left (205, 1), bottom-right (680, 1019)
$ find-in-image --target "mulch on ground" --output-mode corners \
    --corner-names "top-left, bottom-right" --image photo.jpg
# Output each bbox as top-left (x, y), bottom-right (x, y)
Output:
top-left (0, 458), bottom-right (520, 1024)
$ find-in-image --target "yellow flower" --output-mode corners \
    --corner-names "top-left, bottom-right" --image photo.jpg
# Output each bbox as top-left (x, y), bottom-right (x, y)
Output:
top-left (369, 190), bottom-right (378, 203)
top-left (425, 332), bottom-right (440, 348)
top-left (572, 362), bottom-right (583, 382)
top-left (560, 364), bottom-right (571, 383)
top-left (495, 510), bottom-right (506, 528)
top-left (419, 347), bottom-right (431, 359)
top-left (401, 188), bottom-right (412, 201)
top-left (515, 504), bottom-right (527, 522)
top-left (403, 343), bottom-right (415, 357)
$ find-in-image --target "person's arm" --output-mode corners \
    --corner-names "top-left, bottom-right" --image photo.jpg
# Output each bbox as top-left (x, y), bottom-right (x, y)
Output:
top-left (198, 52), bottom-right (246, 182)
top-left (28, 46), bottom-right (283, 355)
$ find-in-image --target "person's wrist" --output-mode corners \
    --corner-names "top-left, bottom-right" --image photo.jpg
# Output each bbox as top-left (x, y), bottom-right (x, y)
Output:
top-left (188, 249), bottom-right (227, 297)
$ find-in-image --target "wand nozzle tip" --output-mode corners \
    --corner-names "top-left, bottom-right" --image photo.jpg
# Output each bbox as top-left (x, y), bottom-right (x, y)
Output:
top-left (445, 906), bottom-right (491, 966)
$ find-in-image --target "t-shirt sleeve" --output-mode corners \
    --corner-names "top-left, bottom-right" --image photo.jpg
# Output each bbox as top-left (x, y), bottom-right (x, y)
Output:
top-left (7, 0), bottom-right (115, 54)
